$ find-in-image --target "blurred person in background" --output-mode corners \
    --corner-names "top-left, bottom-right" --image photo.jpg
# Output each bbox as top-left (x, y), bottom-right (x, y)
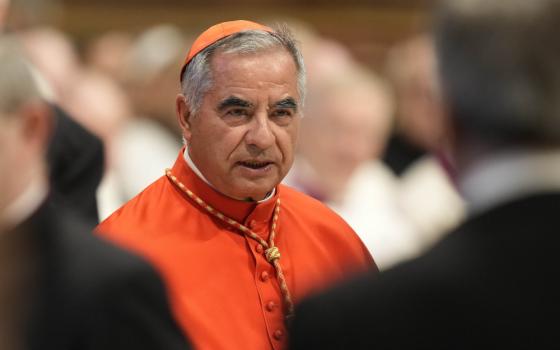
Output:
top-left (290, 0), bottom-right (560, 348)
top-left (85, 30), bottom-right (133, 82)
top-left (284, 62), bottom-right (419, 270)
top-left (63, 69), bottom-right (131, 147)
top-left (0, 35), bottom-right (190, 350)
top-left (61, 68), bottom-right (133, 219)
top-left (98, 20), bottom-right (374, 350)
top-left (17, 26), bottom-right (81, 104)
top-left (90, 24), bottom-right (189, 217)
top-left (120, 24), bottom-right (187, 136)
top-left (383, 33), bottom-right (465, 249)
top-left (383, 35), bottom-right (447, 175)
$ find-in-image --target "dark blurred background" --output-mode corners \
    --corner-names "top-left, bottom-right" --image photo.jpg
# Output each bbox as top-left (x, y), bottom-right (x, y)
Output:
top-left (8, 0), bottom-right (433, 70)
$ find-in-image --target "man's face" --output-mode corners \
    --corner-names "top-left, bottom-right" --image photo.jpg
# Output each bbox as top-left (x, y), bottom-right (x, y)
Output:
top-left (179, 48), bottom-right (301, 201)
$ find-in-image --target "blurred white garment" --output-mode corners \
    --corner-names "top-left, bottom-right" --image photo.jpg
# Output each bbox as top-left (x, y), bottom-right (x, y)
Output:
top-left (328, 161), bottom-right (423, 270)
top-left (97, 117), bottom-right (180, 220)
top-left (398, 155), bottom-right (466, 249)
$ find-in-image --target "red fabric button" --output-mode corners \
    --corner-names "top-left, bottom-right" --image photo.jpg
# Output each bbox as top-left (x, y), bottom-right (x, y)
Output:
top-left (260, 271), bottom-right (269, 282)
top-left (266, 301), bottom-right (276, 312)
top-left (273, 329), bottom-right (284, 340)
top-left (256, 244), bottom-right (264, 253)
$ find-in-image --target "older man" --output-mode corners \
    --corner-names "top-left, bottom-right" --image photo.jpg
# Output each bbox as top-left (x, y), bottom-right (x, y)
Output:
top-left (0, 35), bottom-right (189, 350)
top-left (290, 0), bottom-right (560, 349)
top-left (98, 20), bottom-right (374, 350)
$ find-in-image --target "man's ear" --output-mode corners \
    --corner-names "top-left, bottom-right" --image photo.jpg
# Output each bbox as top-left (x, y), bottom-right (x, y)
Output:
top-left (176, 94), bottom-right (193, 142)
top-left (20, 101), bottom-right (53, 151)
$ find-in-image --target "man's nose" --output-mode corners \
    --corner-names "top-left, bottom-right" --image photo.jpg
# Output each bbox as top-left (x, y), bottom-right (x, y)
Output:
top-left (245, 112), bottom-right (275, 150)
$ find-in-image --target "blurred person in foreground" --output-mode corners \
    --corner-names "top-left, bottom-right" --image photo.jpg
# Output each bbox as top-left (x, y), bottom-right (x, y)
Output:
top-left (284, 64), bottom-right (419, 270)
top-left (97, 20), bottom-right (374, 350)
top-left (0, 35), bottom-right (190, 350)
top-left (383, 34), bottom-right (465, 247)
top-left (16, 27), bottom-right (107, 224)
top-left (17, 26), bottom-right (81, 104)
top-left (3, 2), bottom-right (108, 225)
top-left (290, 0), bottom-right (560, 348)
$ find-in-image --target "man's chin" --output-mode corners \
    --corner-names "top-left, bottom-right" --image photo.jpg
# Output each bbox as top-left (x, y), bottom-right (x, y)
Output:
top-left (230, 182), bottom-right (277, 202)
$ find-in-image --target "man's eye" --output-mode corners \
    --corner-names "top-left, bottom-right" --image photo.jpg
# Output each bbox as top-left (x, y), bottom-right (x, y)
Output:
top-left (271, 109), bottom-right (292, 118)
top-left (227, 109), bottom-right (247, 117)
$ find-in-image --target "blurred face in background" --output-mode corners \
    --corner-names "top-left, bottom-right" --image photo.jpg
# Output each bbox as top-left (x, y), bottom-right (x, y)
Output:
top-left (386, 35), bottom-right (447, 152)
top-left (178, 49), bottom-right (301, 201)
top-left (300, 79), bottom-right (393, 198)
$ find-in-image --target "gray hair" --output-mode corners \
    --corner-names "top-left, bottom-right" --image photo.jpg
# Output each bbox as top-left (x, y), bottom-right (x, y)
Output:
top-left (181, 24), bottom-right (306, 116)
top-left (434, 0), bottom-right (560, 145)
top-left (0, 35), bottom-right (42, 116)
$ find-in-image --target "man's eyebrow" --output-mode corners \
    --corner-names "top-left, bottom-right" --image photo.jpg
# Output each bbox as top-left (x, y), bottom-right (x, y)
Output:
top-left (217, 96), bottom-right (253, 111)
top-left (273, 97), bottom-right (298, 111)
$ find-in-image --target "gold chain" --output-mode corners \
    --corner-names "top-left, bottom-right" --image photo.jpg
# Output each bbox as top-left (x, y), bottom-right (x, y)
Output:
top-left (165, 169), bottom-right (295, 319)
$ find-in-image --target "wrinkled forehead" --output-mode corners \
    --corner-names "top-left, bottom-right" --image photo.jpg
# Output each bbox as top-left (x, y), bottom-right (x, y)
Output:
top-left (208, 49), bottom-right (300, 92)
top-left (209, 44), bottom-right (297, 72)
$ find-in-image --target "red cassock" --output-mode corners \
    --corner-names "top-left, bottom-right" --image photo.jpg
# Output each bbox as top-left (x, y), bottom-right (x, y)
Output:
top-left (97, 150), bottom-right (376, 350)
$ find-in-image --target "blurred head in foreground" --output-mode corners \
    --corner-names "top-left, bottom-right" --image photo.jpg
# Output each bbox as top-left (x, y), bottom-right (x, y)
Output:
top-left (435, 0), bottom-right (560, 168)
top-left (0, 35), bottom-right (51, 228)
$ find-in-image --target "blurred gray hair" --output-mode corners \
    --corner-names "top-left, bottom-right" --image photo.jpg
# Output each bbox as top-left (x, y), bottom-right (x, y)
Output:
top-left (434, 0), bottom-right (560, 145)
top-left (181, 24), bottom-right (306, 116)
top-left (0, 35), bottom-right (43, 116)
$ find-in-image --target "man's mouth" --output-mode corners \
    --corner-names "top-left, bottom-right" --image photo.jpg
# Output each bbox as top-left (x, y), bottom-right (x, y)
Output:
top-left (237, 160), bottom-right (273, 169)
